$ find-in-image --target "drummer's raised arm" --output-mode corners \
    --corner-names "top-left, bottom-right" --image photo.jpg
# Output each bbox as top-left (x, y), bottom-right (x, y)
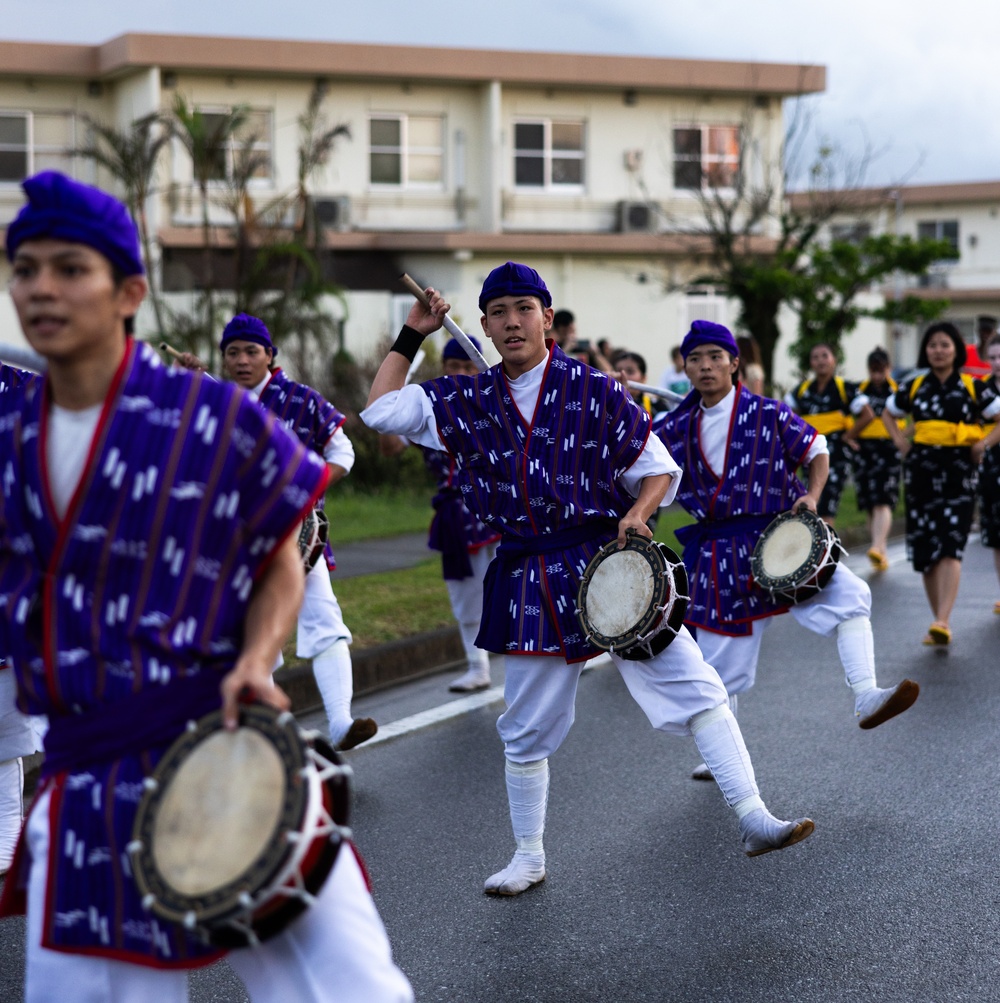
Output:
top-left (367, 288), bottom-right (449, 406)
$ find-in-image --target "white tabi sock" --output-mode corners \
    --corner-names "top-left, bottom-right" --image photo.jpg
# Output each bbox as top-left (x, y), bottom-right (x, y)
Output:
top-left (448, 621), bottom-right (491, 689)
top-left (837, 616), bottom-right (877, 696)
top-left (690, 705), bottom-right (762, 815)
top-left (0, 757), bottom-right (24, 872)
top-left (312, 638), bottom-right (355, 745)
top-left (485, 759), bottom-right (548, 895)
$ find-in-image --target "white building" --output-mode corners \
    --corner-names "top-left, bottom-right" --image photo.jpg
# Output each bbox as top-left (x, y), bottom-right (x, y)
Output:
top-left (0, 32), bottom-right (826, 384)
top-left (790, 181), bottom-right (1000, 377)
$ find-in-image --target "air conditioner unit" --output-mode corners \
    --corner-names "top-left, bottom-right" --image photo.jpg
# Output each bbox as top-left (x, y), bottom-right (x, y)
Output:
top-left (313, 195), bottom-right (352, 231)
top-left (617, 200), bottom-right (655, 233)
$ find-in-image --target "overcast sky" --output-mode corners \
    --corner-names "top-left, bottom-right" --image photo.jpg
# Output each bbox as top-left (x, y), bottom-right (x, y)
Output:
top-left (2, 0), bottom-right (996, 188)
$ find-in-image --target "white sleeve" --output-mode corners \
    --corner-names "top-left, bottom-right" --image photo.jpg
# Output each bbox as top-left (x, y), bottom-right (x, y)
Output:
top-left (783, 391), bottom-right (799, 411)
top-left (804, 433), bottom-right (828, 463)
top-left (883, 393), bottom-right (905, 419)
top-left (849, 394), bottom-right (870, 415)
top-left (360, 385), bottom-right (446, 451)
top-left (620, 434), bottom-right (682, 507)
top-left (322, 426), bottom-right (355, 473)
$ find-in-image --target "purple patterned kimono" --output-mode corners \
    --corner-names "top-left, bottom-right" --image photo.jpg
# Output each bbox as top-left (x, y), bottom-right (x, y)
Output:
top-left (421, 446), bottom-right (500, 580)
top-left (258, 367), bottom-right (345, 569)
top-left (654, 385), bottom-right (816, 636)
top-left (424, 344), bottom-right (649, 662)
top-left (0, 341), bottom-right (329, 967)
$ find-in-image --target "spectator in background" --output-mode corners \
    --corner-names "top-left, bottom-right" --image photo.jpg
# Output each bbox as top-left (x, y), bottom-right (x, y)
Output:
top-left (615, 350), bottom-right (668, 417)
top-left (736, 336), bottom-right (765, 396)
top-left (659, 345), bottom-right (692, 398)
top-left (551, 309), bottom-right (576, 351)
top-left (963, 315), bottom-right (997, 378)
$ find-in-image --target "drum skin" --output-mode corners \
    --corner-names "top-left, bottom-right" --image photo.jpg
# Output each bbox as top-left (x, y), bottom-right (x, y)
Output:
top-left (577, 533), bottom-right (688, 660)
top-left (130, 703), bottom-right (350, 948)
top-left (750, 509), bottom-right (841, 605)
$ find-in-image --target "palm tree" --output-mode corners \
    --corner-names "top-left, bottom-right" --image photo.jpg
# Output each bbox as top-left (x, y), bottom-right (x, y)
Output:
top-left (76, 112), bottom-right (173, 338)
top-left (171, 96), bottom-right (249, 364)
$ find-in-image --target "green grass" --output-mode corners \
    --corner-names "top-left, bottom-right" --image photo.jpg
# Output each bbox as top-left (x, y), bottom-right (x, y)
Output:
top-left (325, 486), bottom-right (433, 543)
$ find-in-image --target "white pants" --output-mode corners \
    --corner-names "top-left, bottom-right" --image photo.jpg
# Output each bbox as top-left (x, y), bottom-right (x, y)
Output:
top-left (695, 563), bottom-right (872, 695)
top-left (297, 560), bottom-right (352, 659)
top-left (443, 545), bottom-right (495, 624)
top-left (24, 790), bottom-right (413, 1003)
top-left (497, 625), bottom-right (728, 762)
top-left (444, 545), bottom-right (495, 668)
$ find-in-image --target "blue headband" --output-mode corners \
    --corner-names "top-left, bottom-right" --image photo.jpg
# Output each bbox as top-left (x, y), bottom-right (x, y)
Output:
top-left (442, 335), bottom-right (482, 360)
top-left (478, 261), bottom-right (552, 312)
top-left (680, 320), bottom-right (739, 359)
top-left (6, 171), bottom-right (145, 276)
top-left (220, 313), bottom-right (277, 357)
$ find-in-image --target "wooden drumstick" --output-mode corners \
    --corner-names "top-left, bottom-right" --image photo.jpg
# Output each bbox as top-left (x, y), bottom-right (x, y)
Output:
top-left (399, 273), bottom-right (490, 373)
top-left (159, 341), bottom-right (185, 361)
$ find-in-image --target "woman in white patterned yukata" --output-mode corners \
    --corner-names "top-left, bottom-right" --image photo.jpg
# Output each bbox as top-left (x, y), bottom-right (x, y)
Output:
top-left (882, 323), bottom-right (1000, 645)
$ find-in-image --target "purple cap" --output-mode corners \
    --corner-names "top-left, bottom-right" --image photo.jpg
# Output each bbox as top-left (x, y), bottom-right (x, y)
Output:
top-left (6, 171), bottom-right (145, 276)
top-left (478, 261), bottom-right (552, 312)
top-left (220, 313), bottom-right (277, 357)
top-left (442, 335), bottom-right (483, 360)
top-left (680, 320), bottom-right (740, 359)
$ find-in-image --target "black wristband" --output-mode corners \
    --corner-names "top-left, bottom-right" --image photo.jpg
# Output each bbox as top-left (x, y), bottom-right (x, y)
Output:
top-left (390, 325), bottom-right (426, 363)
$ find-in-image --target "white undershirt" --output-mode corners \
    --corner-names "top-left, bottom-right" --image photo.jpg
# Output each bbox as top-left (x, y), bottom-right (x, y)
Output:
top-left (700, 387), bottom-right (828, 478)
top-left (47, 403), bottom-right (102, 519)
top-left (360, 354), bottom-right (681, 504)
top-left (250, 373), bottom-right (355, 472)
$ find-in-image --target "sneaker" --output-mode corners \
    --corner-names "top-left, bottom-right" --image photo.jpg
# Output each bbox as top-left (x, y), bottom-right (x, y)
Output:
top-left (337, 717), bottom-right (378, 751)
top-left (483, 850), bottom-right (546, 896)
top-left (856, 680), bottom-right (919, 730)
top-left (739, 808), bottom-right (815, 857)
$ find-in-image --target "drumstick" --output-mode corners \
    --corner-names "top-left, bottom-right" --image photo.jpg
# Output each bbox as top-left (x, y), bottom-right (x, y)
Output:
top-left (627, 380), bottom-right (687, 404)
top-left (0, 343), bottom-right (47, 373)
top-left (399, 273), bottom-right (490, 374)
top-left (159, 342), bottom-right (186, 361)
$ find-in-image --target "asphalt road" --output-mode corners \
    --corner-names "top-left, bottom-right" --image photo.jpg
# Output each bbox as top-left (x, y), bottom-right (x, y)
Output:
top-left (4, 540), bottom-right (1000, 1002)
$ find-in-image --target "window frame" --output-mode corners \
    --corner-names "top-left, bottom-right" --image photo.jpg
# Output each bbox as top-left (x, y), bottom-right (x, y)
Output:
top-left (672, 124), bottom-right (741, 193)
top-left (368, 112), bottom-right (446, 191)
top-left (0, 109), bottom-right (77, 185)
top-left (196, 105), bottom-right (275, 188)
top-left (511, 117), bottom-right (586, 193)
top-left (916, 218), bottom-right (960, 256)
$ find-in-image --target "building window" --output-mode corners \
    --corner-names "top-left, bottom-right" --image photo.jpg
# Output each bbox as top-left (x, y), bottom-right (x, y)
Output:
top-left (369, 115), bottom-right (444, 188)
top-left (917, 219), bottom-right (960, 255)
top-left (673, 125), bottom-right (740, 190)
top-left (513, 120), bottom-right (585, 190)
top-left (830, 222), bottom-right (872, 244)
top-left (196, 107), bottom-right (273, 184)
top-left (0, 110), bottom-right (76, 183)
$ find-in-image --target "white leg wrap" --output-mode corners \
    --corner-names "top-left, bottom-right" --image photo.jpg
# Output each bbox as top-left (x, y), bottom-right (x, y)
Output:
top-left (690, 705), bottom-right (761, 814)
top-left (312, 638), bottom-right (354, 744)
top-left (728, 693), bottom-right (738, 716)
top-left (506, 758), bottom-right (548, 854)
top-left (0, 757), bottom-right (25, 872)
top-left (837, 616), bottom-right (876, 695)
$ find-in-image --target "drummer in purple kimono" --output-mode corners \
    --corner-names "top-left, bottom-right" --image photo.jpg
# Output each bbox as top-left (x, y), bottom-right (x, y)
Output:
top-left (0, 172), bottom-right (412, 1002)
top-left (216, 313), bottom-right (377, 751)
top-left (0, 362), bottom-right (44, 877)
top-left (653, 321), bottom-right (919, 781)
top-left (363, 261), bottom-right (815, 897)
top-left (379, 334), bottom-right (501, 693)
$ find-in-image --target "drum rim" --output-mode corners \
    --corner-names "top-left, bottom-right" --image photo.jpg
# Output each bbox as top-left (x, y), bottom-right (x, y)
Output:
top-left (577, 534), bottom-right (686, 653)
top-left (750, 510), bottom-right (835, 590)
top-left (131, 704), bottom-right (311, 928)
